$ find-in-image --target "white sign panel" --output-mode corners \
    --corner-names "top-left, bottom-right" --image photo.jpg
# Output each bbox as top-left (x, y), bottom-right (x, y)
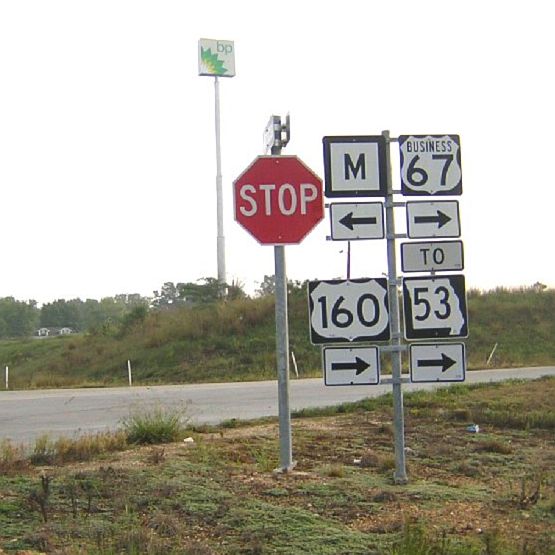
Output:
top-left (308, 278), bottom-right (390, 344)
top-left (198, 38), bottom-right (236, 77)
top-left (330, 202), bottom-right (384, 241)
top-left (403, 274), bottom-right (468, 339)
top-left (399, 134), bottom-right (462, 196)
top-left (406, 201), bottom-right (460, 239)
top-left (322, 136), bottom-right (387, 197)
top-left (323, 346), bottom-right (380, 386)
top-left (401, 241), bottom-right (464, 273)
top-left (410, 343), bottom-right (466, 383)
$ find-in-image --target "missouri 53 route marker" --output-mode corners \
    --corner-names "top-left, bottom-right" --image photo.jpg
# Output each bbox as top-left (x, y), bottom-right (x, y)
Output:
top-left (403, 274), bottom-right (468, 340)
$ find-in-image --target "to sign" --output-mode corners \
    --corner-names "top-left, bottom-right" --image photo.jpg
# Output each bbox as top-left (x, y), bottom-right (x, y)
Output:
top-left (409, 343), bottom-right (466, 383)
top-left (308, 278), bottom-right (390, 344)
top-left (401, 240), bottom-right (464, 273)
top-left (233, 156), bottom-right (323, 245)
top-left (403, 274), bottom-right (468, 339)
top-left (406, 201), bottom-right (460, 239)
top-left (323, 136), bottom-right (387, 197)
top-left (323, 346), bottom-right (380, 386)
top-left (329, 202), bottom-right (384, 241)
top-left (399, 135), bottom-right (462, 196)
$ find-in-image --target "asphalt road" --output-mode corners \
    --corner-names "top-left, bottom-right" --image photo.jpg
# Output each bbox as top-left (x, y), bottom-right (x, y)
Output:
top-left (1, 366), bottom-right (554, 444)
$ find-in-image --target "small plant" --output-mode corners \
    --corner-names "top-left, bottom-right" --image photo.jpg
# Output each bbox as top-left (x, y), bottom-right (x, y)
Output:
top-left (474, 439), bottom-right (513, 455)
top-left (318, 463), bottom-right (345, 478)
top-left (122, 406), bottom-right (188, 444)
top-left (0, 439), bottom-right (28, 474)
top-left (28, 473), bottom-right (52, 523)
top-left (146, 446), bottom-right (166, 465)
top-left (30, 434), bottom-right (56, 465)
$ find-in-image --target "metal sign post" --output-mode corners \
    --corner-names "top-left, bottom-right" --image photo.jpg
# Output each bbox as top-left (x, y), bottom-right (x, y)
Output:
top-left (382, 130), bottom-right (408, 484)
top-left (272, 136), bottom-right (294, 472)
top-left (319, 129), bottom-right (465, 485)
top-left (233, 115), bottom-right (323, 472)
top-left (214, 76), bottom-right (226, 285)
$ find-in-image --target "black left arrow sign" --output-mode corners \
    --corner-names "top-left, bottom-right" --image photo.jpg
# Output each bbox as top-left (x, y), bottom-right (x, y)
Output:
top-left (414, 210), bottom-right (451, 229)
top-left (339, 212), bottom-right (377, 231)
top-left (417, 353), bottom-right (456, 372)
top-left (331, 357), bottom-right (370, 376)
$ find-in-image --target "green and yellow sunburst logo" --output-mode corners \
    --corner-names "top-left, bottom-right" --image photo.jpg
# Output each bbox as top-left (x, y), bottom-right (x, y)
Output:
top-left (200, 47), bottom-right (228, 76)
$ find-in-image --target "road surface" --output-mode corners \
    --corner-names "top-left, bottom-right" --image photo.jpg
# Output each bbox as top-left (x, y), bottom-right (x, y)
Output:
top-left (1, 366), bottom-right (553, 444)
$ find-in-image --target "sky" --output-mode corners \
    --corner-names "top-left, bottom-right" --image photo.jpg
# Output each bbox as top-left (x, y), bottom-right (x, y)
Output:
top-left (0, 1), bottom-right (553, 305)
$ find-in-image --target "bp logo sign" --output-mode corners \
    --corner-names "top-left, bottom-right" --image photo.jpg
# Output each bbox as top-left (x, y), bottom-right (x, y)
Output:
top-left (198, 38), bottom-right (236, 77)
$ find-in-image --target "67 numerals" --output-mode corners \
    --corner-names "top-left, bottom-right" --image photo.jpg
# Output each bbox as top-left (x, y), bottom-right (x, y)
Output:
top-left (406, 154), bottom-right (453, 188)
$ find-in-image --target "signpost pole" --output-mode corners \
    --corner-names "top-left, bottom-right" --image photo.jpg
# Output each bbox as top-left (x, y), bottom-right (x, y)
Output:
top-left (214, 76), bottom-right (226, 286)
top-left (271, 142), bottom-right (294, 472)
top-left (383, 130), bottom-right (408, 484)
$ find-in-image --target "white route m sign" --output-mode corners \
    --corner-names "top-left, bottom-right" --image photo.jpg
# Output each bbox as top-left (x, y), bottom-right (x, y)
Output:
top-left (402, 274), bottom-right (468, 340)
top-left (323, 346), bottom-right (380, 386)
top-left (409, 343), bottom-right (466, 383)
top-left (399, 135), bottom-right (462, 196)
top-left (322, 136), bottom-right (387, 197)
top-left (308, 278), bottom-right (390, 344)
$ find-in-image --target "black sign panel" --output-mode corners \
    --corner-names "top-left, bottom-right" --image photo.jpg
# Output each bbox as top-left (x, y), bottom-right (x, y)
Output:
top-left (403, 274), bottom-right (468, 340)
top-left (323, 136), bottom-right (387, 198)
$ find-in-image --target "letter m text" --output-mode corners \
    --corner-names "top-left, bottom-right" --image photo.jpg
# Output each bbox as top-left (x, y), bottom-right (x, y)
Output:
top-left (344, 153), bottom-right (366, 180)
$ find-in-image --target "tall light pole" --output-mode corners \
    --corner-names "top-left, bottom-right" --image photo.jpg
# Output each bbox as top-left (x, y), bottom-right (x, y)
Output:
top-left (198, 38), bottom-right (236, 286)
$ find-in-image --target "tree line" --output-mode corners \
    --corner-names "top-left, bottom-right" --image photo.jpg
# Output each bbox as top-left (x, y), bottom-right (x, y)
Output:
top-left (0, 276), bottom-right (281, 339)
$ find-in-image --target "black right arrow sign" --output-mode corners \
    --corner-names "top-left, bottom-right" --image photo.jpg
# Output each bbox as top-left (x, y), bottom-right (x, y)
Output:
top-left (417, 353), bottom-right (456, 373)
top-left (414, 210), bottom-right (451, 229)
top-left (406, 201), bottom-right (460, 239)
top-left (409, 343), bottom-right (466, 384)
top-left (331, 356), bottom-right (370, 376)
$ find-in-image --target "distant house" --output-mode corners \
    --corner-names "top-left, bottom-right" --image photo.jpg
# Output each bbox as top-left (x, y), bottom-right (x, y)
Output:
top-left (35, 327), bottom-right (75, 338)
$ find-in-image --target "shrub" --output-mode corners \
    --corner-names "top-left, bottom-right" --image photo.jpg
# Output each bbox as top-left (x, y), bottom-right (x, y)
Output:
top-left (122, 406), bottom-right (188, 444)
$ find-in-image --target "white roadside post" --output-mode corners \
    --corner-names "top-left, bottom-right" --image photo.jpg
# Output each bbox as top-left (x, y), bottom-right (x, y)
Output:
top-left (5, 366), bottom-right (8, 390)
top-left (198, 38), bottom-right (236, 286)
top-left (127, 360), bottom-right (132, 387)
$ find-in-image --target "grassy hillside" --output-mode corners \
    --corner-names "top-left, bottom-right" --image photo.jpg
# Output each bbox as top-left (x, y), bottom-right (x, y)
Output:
top-left (0, 286), bottom-right (554, 389)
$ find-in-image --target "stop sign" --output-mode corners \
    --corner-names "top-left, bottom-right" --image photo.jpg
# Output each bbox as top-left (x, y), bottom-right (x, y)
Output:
top-left (234, 156), bottom-right (324, 245)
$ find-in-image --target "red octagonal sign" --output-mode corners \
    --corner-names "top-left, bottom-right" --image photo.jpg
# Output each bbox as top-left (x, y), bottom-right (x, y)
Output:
top-left (234, 156), bottom-right (324, 245)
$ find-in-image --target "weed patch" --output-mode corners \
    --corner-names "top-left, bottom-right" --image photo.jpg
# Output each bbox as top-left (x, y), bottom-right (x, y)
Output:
top-left (122, 406), bottom-right (188, 444)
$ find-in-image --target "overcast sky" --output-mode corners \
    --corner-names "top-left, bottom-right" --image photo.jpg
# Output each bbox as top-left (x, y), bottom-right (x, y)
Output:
top-left (0, 1), bottom-right (553, 304)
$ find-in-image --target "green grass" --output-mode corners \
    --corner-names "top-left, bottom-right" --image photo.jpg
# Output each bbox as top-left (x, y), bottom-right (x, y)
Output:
top-left (122, 406), bottom-right (189, 444)
top-left (0, 286), bottom-right (554, 389)
top-left (1, 378), bottom-right (554, 553)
